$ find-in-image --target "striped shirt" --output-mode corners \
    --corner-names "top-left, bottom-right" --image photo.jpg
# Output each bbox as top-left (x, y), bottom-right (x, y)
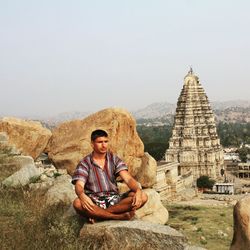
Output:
top-left (72, 152), bottom-right (128, 196)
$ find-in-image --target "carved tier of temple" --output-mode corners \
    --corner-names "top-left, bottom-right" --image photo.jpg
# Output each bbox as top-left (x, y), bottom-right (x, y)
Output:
top-left (165, 69), bottom-right (224, 181)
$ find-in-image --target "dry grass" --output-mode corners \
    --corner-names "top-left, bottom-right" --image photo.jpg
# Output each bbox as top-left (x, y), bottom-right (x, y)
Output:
top-left (0, 185), bottom-right (87, 250)
top-left (165, 203), bottom-right (234, 250)
top-left (0, 159), bottom-right (88, 250)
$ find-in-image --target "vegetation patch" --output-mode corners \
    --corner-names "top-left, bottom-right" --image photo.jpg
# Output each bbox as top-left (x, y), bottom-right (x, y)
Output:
top-left (136, 125), bottom-right (172, 160)
top-left (166, 203), bottom-right (233, 250)
top-left (0, 184), bottom-right (88, 249)
top-left (0, 164), bottom-right (88, 249)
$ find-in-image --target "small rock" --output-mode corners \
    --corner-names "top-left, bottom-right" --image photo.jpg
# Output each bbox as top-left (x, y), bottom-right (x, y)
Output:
top-left (200, 236), bottom-right (207, 245)
top-left (57, 169), bottom-right (67, 175)
top-left (45, 170), bottom-right (55, 178)
top-left (40, 174), bottom-right (48, 181)
top-left (200, 236), bottom-right (206, 241)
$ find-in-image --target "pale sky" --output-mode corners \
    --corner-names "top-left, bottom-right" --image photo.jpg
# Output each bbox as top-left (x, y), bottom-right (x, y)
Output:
top-left (1, 0), bottom-right (250, 117)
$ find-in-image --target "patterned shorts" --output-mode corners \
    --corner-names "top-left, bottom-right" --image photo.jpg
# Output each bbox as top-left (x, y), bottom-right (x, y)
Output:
top-left (87, 192), bottom-right (128, 209)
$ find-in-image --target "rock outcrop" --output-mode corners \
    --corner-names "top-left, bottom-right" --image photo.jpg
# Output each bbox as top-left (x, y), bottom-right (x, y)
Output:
top-left (135, 188), bottom-right (169, 225)
top-left (45, 174), bottom-right (76, 206)
top-left (230, 194), bottom-right (250, 250)
top-left (117, 184), bottom-right (169, 225)
top-left (46, 108), bottom-right (156, 187)
top-left (2, 160), bottom-right (43, 187)
top-left (79, 220), bottom-right (187, 250)
top-left (0, 117), bottom-right (52, 159)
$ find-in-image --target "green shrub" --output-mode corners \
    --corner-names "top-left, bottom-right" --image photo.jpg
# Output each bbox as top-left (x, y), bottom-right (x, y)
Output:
top-left (197, 176), bottom-right (215, 190)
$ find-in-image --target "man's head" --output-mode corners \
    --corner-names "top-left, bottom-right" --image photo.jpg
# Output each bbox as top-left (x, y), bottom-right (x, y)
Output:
top-left (91, 129), bottom-right (108, 142)
top-left (91, 129), bottom-right (108, 155)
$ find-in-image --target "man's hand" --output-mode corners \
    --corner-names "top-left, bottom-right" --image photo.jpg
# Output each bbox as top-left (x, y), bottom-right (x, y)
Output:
top-left (132, 189), bottom-right (143, 210)
top-left (79, 193), bottom-right (95, 212)
top-left (119, 170), bottom-right (145, 210)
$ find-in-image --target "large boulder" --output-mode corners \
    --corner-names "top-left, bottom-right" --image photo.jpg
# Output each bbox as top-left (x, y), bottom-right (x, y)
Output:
top-left (2, 162), bottom-right (43, 187)
top-left (0, 117), bottom-right (52, 159)
top-left (45, 174), bottom-right (76, 206)
top-left (135, 189), bottom-right (169, 225)
top-left (46, 108), bottom-right (156, 187)
top-left (135, 153), bottom-right (157, 187)
top-left (79, 220), bottom-right (188, 250)
top-left (230, 194), bottom-right (250, 250)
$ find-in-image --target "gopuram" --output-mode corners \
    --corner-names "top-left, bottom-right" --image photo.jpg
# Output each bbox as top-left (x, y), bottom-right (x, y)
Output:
top-left (165, 68), bottom-right (224, 181)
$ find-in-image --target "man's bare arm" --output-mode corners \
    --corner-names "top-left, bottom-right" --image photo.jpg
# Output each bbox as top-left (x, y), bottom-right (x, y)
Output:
top-left (119, 170), bottom-right (143, 209)
top-left (75, 180), bottom-right (95, 211)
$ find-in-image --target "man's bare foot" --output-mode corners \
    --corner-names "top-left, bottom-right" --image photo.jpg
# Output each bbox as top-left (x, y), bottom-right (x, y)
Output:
top-left (117, 211), bottom-right (135, 220)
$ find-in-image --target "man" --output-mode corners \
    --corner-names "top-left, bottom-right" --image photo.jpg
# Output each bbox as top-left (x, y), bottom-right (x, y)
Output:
top-left (72, 129), bottom-right (148, 222)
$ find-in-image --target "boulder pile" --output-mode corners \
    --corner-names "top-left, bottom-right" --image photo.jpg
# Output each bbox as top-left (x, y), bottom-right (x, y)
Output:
top-left (0, 117), bottom-right (52, 159)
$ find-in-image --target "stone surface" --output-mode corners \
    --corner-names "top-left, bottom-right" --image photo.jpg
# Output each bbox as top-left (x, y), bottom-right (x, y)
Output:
top-left (11, 155), bottom-right (35, 169)
top-left (46, 108), bottom-right (156, 187)
top-left (0, 117), bottom-right (52, 159)
top-left (0, 132), bottom-right (19, 157)
top-left (180, 188), bottom-right (197, 201)
top-left (2, 163), bottom-right (42, 187)
top-left (230, 194), bottom-right (250, 250)
top-left (184, 247), bottom-right (206, 250)
top-left (79, 220), bottom-right (187, 250)
top-left (135, 152), bottom-right (157, 188)
top-left (0, 132), bottom-right (8, 142)
top-left (135, 188), bottom-right (169, 225)
top-left (45, 175), bottom-right (77, 206)
top-left (165, 69), bottom-right (224, 180)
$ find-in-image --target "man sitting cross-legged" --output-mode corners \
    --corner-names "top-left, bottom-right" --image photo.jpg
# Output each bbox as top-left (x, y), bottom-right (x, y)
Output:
top-left (72, 129), bottom-right (148, 223)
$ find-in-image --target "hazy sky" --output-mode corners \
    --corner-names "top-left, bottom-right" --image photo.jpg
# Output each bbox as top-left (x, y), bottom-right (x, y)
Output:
top-left (1, 0), bottom-right (250, 117)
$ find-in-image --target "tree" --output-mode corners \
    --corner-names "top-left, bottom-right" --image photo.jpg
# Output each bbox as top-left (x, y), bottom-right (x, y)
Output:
top-left (237, 146), bottom-right (250, 163)
top-left (196, 175), bottom-right (215, 190)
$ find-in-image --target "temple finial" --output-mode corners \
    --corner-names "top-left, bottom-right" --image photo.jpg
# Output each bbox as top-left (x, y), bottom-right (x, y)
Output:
top-left (188, 66), bottom-right (193, 75)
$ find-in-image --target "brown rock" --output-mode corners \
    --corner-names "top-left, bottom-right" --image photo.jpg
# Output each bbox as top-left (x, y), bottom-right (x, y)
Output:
top-left (79, 220), bottom-right (187, 250)
top-left (47, 108), bottom-right (156, 187)
top-left (135, 153), bottom-right (157, 188)
top-left (135, 188), bottom-right (169, 225)
top-left (117, 184), bottom-right (169, 225)
top-left (0, 117), bottom-right (52, 159)
top-left (230, 194), bottom-right (250, 250)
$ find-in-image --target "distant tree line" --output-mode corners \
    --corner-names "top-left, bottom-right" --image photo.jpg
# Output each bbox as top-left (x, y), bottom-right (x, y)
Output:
top-left (137, 122), bottom-right (250, 161)
top-left (136, 125), bottom-right (172, 161)
top-left (217, 122), bottom-right (250, 147)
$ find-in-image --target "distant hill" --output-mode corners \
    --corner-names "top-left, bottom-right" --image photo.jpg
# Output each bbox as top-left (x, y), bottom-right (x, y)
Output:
top-left (132, 100), bottom-right (250, 125)
top-left (2, 100), bottom-right (249, 127)
top-left (211, 100), bottom-right (250, 110)
top-left (132, 102), bottom-right (176, 119)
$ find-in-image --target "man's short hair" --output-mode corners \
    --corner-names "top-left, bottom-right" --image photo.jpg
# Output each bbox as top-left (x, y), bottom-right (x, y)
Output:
top-left (91, 129), bottom-right (108, 141)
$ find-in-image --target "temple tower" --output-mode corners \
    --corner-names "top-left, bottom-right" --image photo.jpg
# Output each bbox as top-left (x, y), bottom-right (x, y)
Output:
top-left (165, 69), bottom-right (224, 180)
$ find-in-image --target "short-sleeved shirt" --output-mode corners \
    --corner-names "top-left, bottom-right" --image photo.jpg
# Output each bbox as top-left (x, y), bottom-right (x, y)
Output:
top-left (72, 151), bottom-right (128, 196)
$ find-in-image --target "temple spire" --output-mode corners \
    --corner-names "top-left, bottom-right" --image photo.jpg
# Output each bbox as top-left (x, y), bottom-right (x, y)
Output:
top-left (188, 66), bottom-right (193, 75)
top-left (165, 70), bottom-right (224, 181)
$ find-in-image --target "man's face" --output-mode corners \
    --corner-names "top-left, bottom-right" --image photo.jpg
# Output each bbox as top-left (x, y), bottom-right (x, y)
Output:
top-left (92, 136), bottom-right (108, 154)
